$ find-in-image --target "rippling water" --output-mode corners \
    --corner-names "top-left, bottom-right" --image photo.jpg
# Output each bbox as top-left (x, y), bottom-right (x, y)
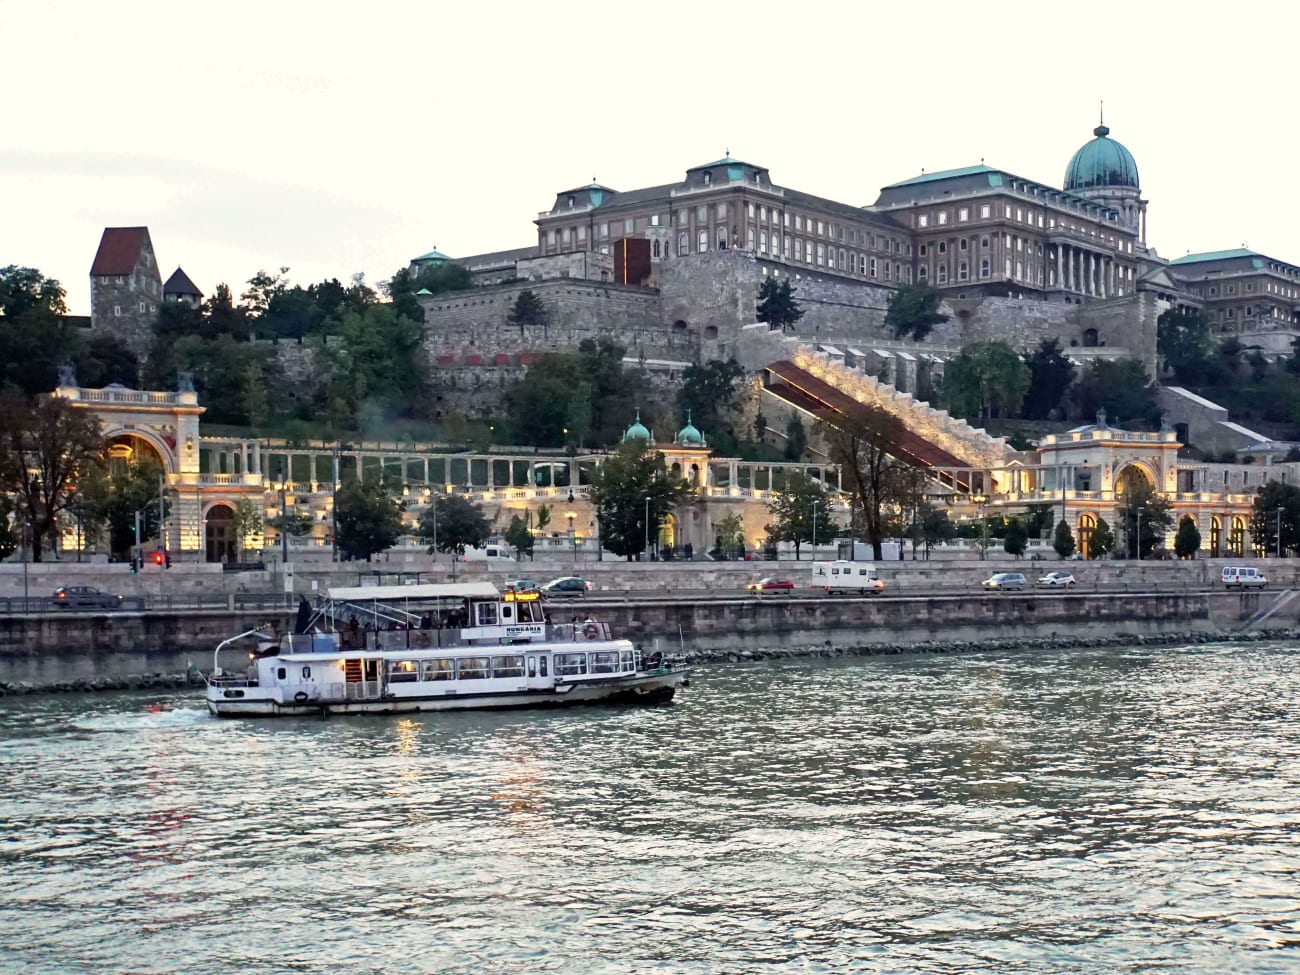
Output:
top-left (3, 642), bottom-right (1300, 974)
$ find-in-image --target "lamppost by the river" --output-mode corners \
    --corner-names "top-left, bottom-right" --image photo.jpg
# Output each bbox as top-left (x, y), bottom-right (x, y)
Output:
top-left (1277, 506), bottom-right (1285, 558)
top-left (566, 508), bottom-right (577, 564)
top-left (812, 500), bottom-right (819, 559)
top-left (972, 494), bottom-right (988, 559)
top-left (644, 495), bottom-right (651, 561)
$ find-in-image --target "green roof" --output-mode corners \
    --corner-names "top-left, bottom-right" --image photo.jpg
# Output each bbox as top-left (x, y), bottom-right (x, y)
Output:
top-left (414, 248), bottom-right (452, 263)
top-left (885, 164), bottom-right (995, 188)
top-left (1064, 125), bottom-right (1139, 190)
top-left (1170, 249), bottom-right (1261, 265)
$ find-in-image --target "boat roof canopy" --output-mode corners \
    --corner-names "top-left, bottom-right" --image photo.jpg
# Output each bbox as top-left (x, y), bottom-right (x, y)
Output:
top-left (327, 582), bottom-right (501, 602)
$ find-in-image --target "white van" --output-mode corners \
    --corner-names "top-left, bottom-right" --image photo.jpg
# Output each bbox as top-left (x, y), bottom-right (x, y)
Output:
top-left (460, 544), bottom-right (515, 563)
top-left (1221, 566), bottom-right (1267, 589)
top-left (811, 560), bottom-right (885, 595)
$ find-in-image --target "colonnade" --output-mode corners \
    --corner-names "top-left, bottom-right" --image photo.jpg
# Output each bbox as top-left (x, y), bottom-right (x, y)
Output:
top-left (1054, 243), bottom-right (1124, 298)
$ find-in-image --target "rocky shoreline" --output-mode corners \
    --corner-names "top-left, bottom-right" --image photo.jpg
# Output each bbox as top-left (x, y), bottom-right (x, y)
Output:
top-left (1, 627), bottom-right (1296, 697)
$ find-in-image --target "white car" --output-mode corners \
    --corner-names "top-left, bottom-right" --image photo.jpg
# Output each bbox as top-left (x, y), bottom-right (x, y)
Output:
top-left (1036, 571), bottom-right (1077, 587)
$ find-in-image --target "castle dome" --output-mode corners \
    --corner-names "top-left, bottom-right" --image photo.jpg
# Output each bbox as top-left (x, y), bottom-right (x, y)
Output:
top-left (623, 411), bottom-right (651, 443)
top-left (1064, 123), bottom-right (1139, 191)
top-left (675, 411), bottom-right (704, 446)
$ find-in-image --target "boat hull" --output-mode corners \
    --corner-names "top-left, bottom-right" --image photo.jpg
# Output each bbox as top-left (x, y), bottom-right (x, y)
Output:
top-left (206, 670), bottom-right (686, 718)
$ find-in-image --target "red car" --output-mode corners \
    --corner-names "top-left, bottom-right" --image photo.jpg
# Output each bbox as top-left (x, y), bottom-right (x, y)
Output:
top-left (747, 577), bottom-right (795, 595)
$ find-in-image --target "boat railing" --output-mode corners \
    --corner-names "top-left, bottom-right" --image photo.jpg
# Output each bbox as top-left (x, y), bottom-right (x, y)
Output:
top-left (343, 680), bottom-right (382, 701)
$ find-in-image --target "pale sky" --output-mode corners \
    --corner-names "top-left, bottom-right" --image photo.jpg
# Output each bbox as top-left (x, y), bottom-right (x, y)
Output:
top-left (4, 0), bottom-right (1298, 315)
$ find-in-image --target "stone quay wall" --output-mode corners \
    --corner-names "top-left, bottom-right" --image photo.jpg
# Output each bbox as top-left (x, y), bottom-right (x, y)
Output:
top-left (0, 589), bottom-right (1285, 690)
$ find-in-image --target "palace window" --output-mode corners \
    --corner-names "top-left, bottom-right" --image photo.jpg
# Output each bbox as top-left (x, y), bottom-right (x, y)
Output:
top-left (918, 214), bottom-right (929, 228)
top-left (958, 261), bottom-right (969, 281)
top-left (958, 207), bottom-right (969, 222)
top-left (980, 259), bottom-right (990, 279)
top-left (980, 204), bottom-right (991, 219)
top-left (698, 230), bottom-right (709, 252)
top-left (937, 211), bottom-right (948, 225)
top-left (937, 265), bottom-right (948, 284)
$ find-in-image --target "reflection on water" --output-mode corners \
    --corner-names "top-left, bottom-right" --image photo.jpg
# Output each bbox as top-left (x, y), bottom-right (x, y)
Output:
top-left (2, 643), bottom-right (1299, 974)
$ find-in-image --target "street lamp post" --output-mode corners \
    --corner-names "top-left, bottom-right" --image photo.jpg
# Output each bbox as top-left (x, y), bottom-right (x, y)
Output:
top-left (644, 495), bottom-right (651, 562)
top-left (812, 500), bottom-right (819, 559)
top-left (566, 509), bottom-right (577, 564)
top-left (1277, 506), bottom-right (1285, 558)
top-left (972, 494), bottom-right (988, 560)
top-left (331, 445), bottom-right (340, 563)
top-left (1136, 509), bottom-right (1143, 561)
top-left (277, 467), bottom-right (289, 564)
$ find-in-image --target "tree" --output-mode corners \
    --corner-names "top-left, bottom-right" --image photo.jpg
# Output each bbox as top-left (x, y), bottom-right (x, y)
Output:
top-left (1003, 518), bottom-right (1028, 558)
top-left (79, 459), bottom-right (169, 561)
top-left (1174, 515), bottom-right (1202, 560)
top-left (0, 265), bottom-right (80, 394)
top-left (507, 353), bottom-right (590, 448)
top-left (386, 262), bottom-right (476, 321)
top-left (319, 303), bottom-right (429, 431)
top-left (713, 511), bottom-right (745, 559)
top-left (1158, 307), bottom-right (1220, 384)
top-left (918, 505), bottom-right (955, 559)
top-left (765, 472), bottom-right (835, 559)
top-left (784, 415), bottom-right (808, 461)
top-left (1117, 475), bottom-right (1173, 559)
top-left (1022, 339), bottom-right (1076, 420)
top-left (506, 289), bottom-right (548, 333)
top-left (1250, 480), bottom-right (1300, 557)
top-left (503, 514), bottom-right (534, 560)
top-left (678, 358), bottom-right (746, 454)
top-left (1053, 519), bottom-right (1076, 559)
top-left (885, 284), bottom-right (949, 341)
top-left (941, 341), bottom-right (1030, 420)
top-left (419, 494), bottom-right (490, 559)
top-left (586, 441), bottom-right (694, 560)
top-left (535, 504), bottom-right (552, 536)
top-left (333, 476), bottom-right (403, 561)
top-left (1089, 517), bottom-right (1115, 559)
top-left (241, 268), bottom-right (290, 321)
top-left (0, 395), bottom-right (103, 561)
top-left (1071, 360), bottom-right (1158, 426)
top-left (77, 335), bottom-right (139, 388)
top-left (231, 497), bottom-right (263, 561)
top-left (825, 404), bottom-right (924, 561)
top-left (755, 277), bottom-right (804, 332)
top-left (0, 494), bottom-right (18, 561)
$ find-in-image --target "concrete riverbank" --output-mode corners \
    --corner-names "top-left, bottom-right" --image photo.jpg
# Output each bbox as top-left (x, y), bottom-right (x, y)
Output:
top-left (0, 588), bottom-right (1294, 694)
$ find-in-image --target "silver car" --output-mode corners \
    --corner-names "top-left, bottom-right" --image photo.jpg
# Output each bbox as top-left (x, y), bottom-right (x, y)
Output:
top-left (981, 572), bottom-right (1026, 591)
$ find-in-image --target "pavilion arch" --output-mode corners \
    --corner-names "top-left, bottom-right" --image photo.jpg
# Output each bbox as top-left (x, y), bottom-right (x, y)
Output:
top-left (1114, 462), bottom-right (1157, 496)
top-left (203, 501), bottom-right (238, 563)
top-left (1077, 512), bottom-right (1098, 559)
top-left (100, 424), bottom-right (177, 475)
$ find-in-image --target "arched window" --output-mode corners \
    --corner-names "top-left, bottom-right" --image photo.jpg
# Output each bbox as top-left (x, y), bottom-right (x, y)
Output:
top-left (652, 239), bottom-right (661, 258)
top-left (1230, 516), bottom-right (1245, 557)
top-left (698, 229), bottom-right (709, 253)
top-left (678, 232), bottom-right (688, 255)
top-left (937, 265), bottom-right (948, 284)
top-left (1077, 513), bottom-right (1097, 560)
top-left (1082, 328), bottom-right (1099, 348)
top-left (1210, 516), bottom-right (1221, 556)
top-left (917, 266), bottom-right (928, 281)
top-left (958, 261), bottom-right (968, 282)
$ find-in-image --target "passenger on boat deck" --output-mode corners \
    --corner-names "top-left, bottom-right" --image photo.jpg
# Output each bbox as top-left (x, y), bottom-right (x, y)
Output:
top-left (420, 612), bottom-right (433, 630)
top-left (348, 616), bottom-right (359, 634)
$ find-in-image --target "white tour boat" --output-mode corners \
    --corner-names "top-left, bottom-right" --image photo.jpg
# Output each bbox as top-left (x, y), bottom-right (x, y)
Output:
top-left (205, 582), bottom-right (690, 718)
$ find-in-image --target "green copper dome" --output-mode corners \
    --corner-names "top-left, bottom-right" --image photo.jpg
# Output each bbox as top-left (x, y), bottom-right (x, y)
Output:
top-left (623, 411), bottom-right (651, 443)
top-left (1064, 124), bottom-right (1139, 191)
top-left (676, 411), bottom-right (704, 446)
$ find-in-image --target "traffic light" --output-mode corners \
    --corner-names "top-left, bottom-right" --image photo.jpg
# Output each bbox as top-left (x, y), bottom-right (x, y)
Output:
top-left (129, 557), bottom-right (138, 574)
top-left (153, 550), bottom-right (164, 566)
top-left (164, 551), bottom-right (172, 569)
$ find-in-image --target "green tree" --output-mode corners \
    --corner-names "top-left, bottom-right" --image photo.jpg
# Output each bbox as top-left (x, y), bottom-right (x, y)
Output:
top-left (824, 404), bottom-right (922, 561)
top-left (503, 514), bottom-right (534, 560)
top-left (419, 494), bottom-right (491, 559)
top-left (0, 395), bottom-right (104, 561)
top-left (0, 265), bottom-right (80, 394)
top-left (507, 353), bottom-right (589, 448)
top-left (1003, 518), bottom-right (1028, 558)
top-left (885, 283), bottom-right (949, 341)
top-left (713, 511), bottom-right (745, 559)
top-left (1071, 360), bottom-right (1158, 426)
top-left (1174, 515), bottom-right (1202, 560)
top-left (784, 415), bottom-right (808, 461)
top-left (1118, 476), bottom-right (1173, 558)
top-left (80, 460), bottom-right (169, 560)
top-left (1053, 519), bottom-right (1076, 559)
top-left (333, 475), bottom-right (403, 561)
top-left (535, 504), bottom-right (552, 536)
top-left (941, 341), bottom-right (1030, 419)
top-left (319, 303), bottom-right (428, 431)
top-left (506, 289), bottom-right (548, 333)
top-left (586, 441), bottom-right (694, 560)
top-left (1250, 480), bottom-right (1300, 557)
top-left (755, 277), bottom-right (804, 332)
top-left (765, 472), bottom-right (834, 560)
top-left (1158, 307), bottom-right (1221, 384)
top-left (387, 262), bottom-right (476, 321)
top-left (241, 267), bottom-right (290, 321)
top-left (1022, 338), bottom-right (1076, 420)
top-left (1089, 517), bottom-right (1115, 559)
top-left (77, 335), bottom-right (139, 388)
top-left (231, 497), bottom-right (263, 561)
top-left (677, 358), bottom-right (745, 454)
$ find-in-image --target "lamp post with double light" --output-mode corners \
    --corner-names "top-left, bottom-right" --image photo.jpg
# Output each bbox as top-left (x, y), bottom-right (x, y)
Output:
top-left (566, 508), bottom-right (577, 564)
top-left (972, 494), bottom-right (988, 560)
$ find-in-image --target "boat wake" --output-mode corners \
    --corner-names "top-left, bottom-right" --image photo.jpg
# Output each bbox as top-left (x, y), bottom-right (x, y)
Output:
top-left (71, 707), bottom-right (210, 733)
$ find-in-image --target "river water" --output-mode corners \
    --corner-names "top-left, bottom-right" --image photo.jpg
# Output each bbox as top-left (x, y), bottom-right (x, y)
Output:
top-left (2, 642), bottom-right (1299, 974)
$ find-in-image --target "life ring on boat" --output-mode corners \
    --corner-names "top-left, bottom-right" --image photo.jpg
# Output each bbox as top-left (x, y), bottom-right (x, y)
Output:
top-left (582, 622), bottom-right (600, 641)
top-left (293, 691), bottom-right (309, 703)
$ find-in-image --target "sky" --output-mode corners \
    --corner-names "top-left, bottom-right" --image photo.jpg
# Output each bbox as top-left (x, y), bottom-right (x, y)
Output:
top-left (4, 0), bottom-right (1300, 315)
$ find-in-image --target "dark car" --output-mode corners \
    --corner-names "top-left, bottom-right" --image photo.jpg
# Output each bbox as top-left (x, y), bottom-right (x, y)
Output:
top-left (539, 577), bottom-right (592, 598)
top-left (52, 586), bottom-right (124, 610)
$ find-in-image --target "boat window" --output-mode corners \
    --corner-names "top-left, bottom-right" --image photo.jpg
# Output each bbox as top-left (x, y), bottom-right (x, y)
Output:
top-left (517, 602), bottom-right (538, 623)
top-left (527, 655), bottom-right (537, 677)
top-left (620, 650), bottom-right (633, 671)
top-left (301, 666), bottom-right (312, 678)
top-left (492, 655), bottom-right (525, 678)
top-left (591, 651), bottom-right (619, 673)
top-left (456, 656), bottom-right (491, 680)
top-left (276, 667), bottom-right (287, 679)
top-left (422, 658), bottom-right (455, 681)
top-left (388, 660), bottom-right (418, 683)
top-left (539, 656), bottom-right (548, 677)
top-left (554, 652), bottom-right (588, 676)
top-left (476, 603), bottom-right (499, 626)
top-left (501, 605), bottom-right (513, 620)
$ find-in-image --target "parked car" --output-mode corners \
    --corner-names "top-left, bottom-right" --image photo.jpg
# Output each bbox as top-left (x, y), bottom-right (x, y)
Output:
top-left (746, 577), bottom-right (795, 594)
top-left (981, 572), bottom-right (1026, 591)
top-left (1221, 566), bottom-right (1267, 589)
top-left (52, 586), bottom-right (124, 610)
top-left (503, 578), bottom-right (541, 593)
top-left (1036, 571), bottom-right (1077, 587)
top-left (539, 577), bottom-right (592, 598)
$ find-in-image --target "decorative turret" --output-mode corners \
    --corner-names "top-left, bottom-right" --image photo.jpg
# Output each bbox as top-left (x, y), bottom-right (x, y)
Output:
top-left (623, 410), bottom-right (652, 443)
top-left (675, 410), bottom-right (705, 447)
